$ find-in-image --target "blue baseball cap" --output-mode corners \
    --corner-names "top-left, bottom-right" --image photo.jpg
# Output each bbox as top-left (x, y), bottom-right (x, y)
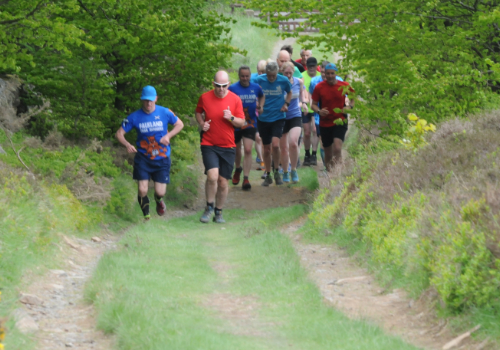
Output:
top-left (324, 63), bottom-right (338, 71)
top-left (140, 85), bottom-right (157, 101)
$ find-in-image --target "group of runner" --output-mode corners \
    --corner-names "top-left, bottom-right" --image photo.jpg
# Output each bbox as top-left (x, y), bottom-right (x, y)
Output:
top-left (115, 46), bottom-right (355, 224)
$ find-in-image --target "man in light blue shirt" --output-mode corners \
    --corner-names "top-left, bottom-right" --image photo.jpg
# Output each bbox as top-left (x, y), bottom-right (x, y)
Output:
top-left (254, 61), bottom-right (292, 186)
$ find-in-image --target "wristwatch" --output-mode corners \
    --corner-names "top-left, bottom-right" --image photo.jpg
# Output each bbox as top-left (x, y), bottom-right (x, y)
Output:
top-left (284, 101), bottom-right (290, 106)
top-left (230, 116), bottom-right (235, 121)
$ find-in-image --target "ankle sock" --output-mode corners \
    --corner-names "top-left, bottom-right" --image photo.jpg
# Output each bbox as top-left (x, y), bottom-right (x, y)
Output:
top-left (154, 194), bottom-right (163, 203)
top-left (207, 202), bottom-right (214, 209)
top-left (312, 150), bottom-right (317, 156)
top-left (243, 176), bottom-right (249, 180)
top-left (215, 207), bottom-right (222, 215)
top-left (305, 149), bottom-right (311, 157)
top-left (138, 195), bottom-right (150, 216)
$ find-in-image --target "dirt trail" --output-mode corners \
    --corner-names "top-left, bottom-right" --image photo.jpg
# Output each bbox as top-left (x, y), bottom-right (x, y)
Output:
top-left (282, 218), bottom-right (494, 350)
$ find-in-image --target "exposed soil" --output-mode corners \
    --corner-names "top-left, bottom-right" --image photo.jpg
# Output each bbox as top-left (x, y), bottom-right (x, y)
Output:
top-left (282, 219), bottom-right (495, 350)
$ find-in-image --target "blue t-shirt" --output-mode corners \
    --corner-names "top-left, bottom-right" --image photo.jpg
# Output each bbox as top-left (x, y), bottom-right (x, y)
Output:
top-left (228, 82), bottom-right (263, 130)
top-left (255, 74), bottom-right (292, 122)
top-left (286, 77), bottom-right (303, 120)
top-left (250, 73), bottom-right (261, 83)
top-left (121, 105), bottom-right (178, 160)
top-left (309, 76), bottom-right (344, 124)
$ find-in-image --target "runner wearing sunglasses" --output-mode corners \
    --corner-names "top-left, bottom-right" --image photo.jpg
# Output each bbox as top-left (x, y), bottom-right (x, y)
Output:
top-left (195, 70), bottom-right (245, 223)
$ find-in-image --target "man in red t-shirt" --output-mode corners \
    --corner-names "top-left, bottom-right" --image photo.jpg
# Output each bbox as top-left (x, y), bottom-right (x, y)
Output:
top-left (195, 70), bottom-right (245, 223)
top-left (311, 63), bottom-right (355, 171)
top-left (296, 49), bottom-right (321, 72)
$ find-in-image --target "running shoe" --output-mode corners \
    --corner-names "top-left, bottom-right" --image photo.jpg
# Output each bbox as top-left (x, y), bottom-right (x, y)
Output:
top-left (303, 155), bottom-right (311, 166)
top-left (156, 200), bottom-right (166, 216)
top-left (291, 169), bottom-right (299, 183)
top-left (232, 167), bottom-right (242, 185)
top-left (278, 167), bottom-right (284, 175)
top-left (144, 214), bottom-right (151, 221)
top-left (213, 213), bottom-right (226, 223)
top-left (261, 174), bottom-right (273, 186)
top-left (256, 156), bottom-right (262, 163)
top-left (200, 205), bottom-right (214, 223)
top-left (274, 170), bottom-right (284, 185)
top-left (310, 154), bottom-right (318, 166)
top-left (282, 171), bottom-right (290, 183)
top-left (261, 170), bottom-right (267, 179)
top-left (242, 178), bottom-right (251, 190)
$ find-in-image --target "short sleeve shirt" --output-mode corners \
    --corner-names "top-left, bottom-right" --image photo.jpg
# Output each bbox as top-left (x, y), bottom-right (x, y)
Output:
top-left (309, 76), bottom-right (344, 124)
top-left (228, 82), bottom-right (263, 130)
top-left (195, 90), bottom-right (245, 148)
top-left (296, 58), bottom-right (321, 72)
top-left (303, 72), bottom-right (319, 113)
top-left (311, 80), bottom-right (355, 127)
top-left (255, 74), bottom-right (292, 122)
top-left (286, 77), bottom-right (303, 120)
top-left (121, 106), bottom-right (178, 160)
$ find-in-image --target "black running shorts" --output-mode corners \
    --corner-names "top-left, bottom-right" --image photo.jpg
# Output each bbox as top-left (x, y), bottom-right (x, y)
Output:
top-left (234, 127), bottom-right (256, 144)
top-left (320, 124), bottom-right (348, 148)
top-left (283, 117), bottom-right (302, 134)
top-left (302, 112), bottom-right (314, 124)
top-left (257, 119), bottom-right (285, 145)
top-left (133, 152), bottom-right (171, 184)
top-left (200, 145), bottom-right (236, 180)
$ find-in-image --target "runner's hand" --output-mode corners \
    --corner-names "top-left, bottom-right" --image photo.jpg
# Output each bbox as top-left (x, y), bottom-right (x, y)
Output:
top-left (203, 120), bottom-right (211, 132)
top-left (319, 108), bottom-right (329, 117)
top-left (301, 103), bottom-right (308, 113)
top-left (126, 143), bottom-right (137, 153)
top-left (160, 134), bottom-right (171, 146)
top-left (258, 105), bottom-right (263, 115)
top-left (281, 103), bottom-right (288, 112)
top-left (223, 106), bottom-right (232, 121)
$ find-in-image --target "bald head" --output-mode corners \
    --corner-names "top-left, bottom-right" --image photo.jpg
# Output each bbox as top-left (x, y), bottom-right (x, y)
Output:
top-left (257, 60), bottom-right (267, 75)
top-left (277, 50), bottom-right (291, 69)
top-left (213, 70), bottom-right (230, 98)
top-left (214, 70), bottom-right (229, 84)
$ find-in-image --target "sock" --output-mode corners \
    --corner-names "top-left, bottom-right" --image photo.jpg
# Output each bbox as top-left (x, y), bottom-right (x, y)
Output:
top-left (305, 149), bottom-right (311, 157)
top-left (215, 207), bottom-right (222, 215)
top-left (138, 195), bottom-right (150, 216)
top-left (243, 176), bottom-right (249, 180)
top-left (312, 150), bottom-right (317, 156)
top-left (236, 166), bottom-right (242, 172)
top-left (320, 148), bottom-right (325, 164)
top-left (154, 194), bottom-right (163, 203)
top-left (207, 201), bottom-right (214, 209)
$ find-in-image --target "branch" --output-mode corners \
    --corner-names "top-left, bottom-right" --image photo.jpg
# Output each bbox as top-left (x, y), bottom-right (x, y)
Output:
top-left (76, 0), bottom-right (95, 18)
top-left (0, 0), bottom-right (45, 25)
top-left (1, 127), bottom-right (34, 177)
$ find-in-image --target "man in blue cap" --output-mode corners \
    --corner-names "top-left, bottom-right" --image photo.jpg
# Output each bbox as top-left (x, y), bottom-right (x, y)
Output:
top-left (311, 63), bottom-right (355, 171)
top-left (116, 85), bottom-right (184, 220)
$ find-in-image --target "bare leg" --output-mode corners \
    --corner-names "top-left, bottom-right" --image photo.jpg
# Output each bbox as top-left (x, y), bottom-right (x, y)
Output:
top-left (312, 121), bottom-right (319, 151)
top-left (255, 132), bottom-right (263, 161)
top-left (280, 133), bottom-right (289, 172)
top-left (234, 140), bottom-right (242, 169)
top-left (333, 138), bottom-right (343, 167)
top-left (303, 121), bottom-right (311, 151)
top-left (242, 137), bottom-right (253, 177)
top-left (215, 176), bottom-right (229, 209)
top-left (271, 136), bottom-right (281, 171)
top-left (138, 180), bottom-right (149, 197)
top-left (288, 126), bottom-right (301, 171)
top-left (263, 143), bottom-right (272, 173)
top-left (153, 182), bottom-right (167, 197)
top-left (324, 145), bottom-right (334, 171)
top-left (205, 168), bottom-right (219, 203)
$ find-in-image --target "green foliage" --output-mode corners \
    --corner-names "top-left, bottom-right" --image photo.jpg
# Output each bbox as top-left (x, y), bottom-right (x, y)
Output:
top-left (105, 174), bottom-right (142, 222)
top-left (308, 111), bottom-right (500, 319)
top-left (249, 0), bottom-right (500, 136)
top-left (3, 0), bottom-right (239, 139)
top-left (400, 114), bottom-right (436, 151)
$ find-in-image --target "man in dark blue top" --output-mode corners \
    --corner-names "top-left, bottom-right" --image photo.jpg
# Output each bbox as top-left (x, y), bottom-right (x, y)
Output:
top-left (228, 65), bottom-right (264, 190)
top-left (116, 85), bottom-right (184, 220)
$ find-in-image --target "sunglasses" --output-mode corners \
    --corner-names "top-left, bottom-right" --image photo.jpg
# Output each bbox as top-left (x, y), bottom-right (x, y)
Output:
top-left (214, 82), bottom-right (228, 88)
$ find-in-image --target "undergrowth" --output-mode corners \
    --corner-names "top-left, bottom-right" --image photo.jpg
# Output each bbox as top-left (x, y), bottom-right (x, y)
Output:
top-left (307, 110), bottom-right (500, 341)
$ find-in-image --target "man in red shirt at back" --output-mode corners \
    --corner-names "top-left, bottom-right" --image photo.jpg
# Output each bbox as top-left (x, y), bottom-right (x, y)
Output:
top-left (195, 70), bottom-right (245, 223)
top-left (311, 63), bottom-right (355, 171)
top-left (296, 49), bottom-right (321, 72)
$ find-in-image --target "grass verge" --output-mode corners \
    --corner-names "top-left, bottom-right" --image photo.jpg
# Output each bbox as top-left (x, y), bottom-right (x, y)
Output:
top-left (85, 205), bottom-right (421, 349)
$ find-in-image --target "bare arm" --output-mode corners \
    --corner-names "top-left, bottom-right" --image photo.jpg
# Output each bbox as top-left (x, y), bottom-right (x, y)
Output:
top-left (160, 118), bottom-right (184, 146)
top-left (281, 90), bottom-right (292, 112)
top-left (257, 94), bottom-right (265, 114)
top-left (115, 127), bottom-right (137, 153)
top-left (311, 100), bottom-right (329, 117)
top-left (299, 80), bottom-right (308, 113)
top-left (196, 111), bottom-right (211, 132)
top-left (223, 107), bottom-right (245, 128)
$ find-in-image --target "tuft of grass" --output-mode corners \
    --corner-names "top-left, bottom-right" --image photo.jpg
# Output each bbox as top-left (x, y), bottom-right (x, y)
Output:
top-left (86, 205), bottom-right (420, 350)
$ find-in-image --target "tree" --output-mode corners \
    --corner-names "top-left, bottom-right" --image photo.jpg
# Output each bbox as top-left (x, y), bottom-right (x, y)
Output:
top-left (7, 0), bottom-right (238, 139)
top-left (249, 0), bottom-right (500, 136)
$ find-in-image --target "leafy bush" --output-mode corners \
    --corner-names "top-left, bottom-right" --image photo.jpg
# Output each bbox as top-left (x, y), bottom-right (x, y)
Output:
top-left (309, 110), bottom-right (500, 316)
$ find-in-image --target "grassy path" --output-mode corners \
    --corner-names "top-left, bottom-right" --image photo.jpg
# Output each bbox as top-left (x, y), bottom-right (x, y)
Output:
top-left (85, 170), bottom-right (422, 349)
